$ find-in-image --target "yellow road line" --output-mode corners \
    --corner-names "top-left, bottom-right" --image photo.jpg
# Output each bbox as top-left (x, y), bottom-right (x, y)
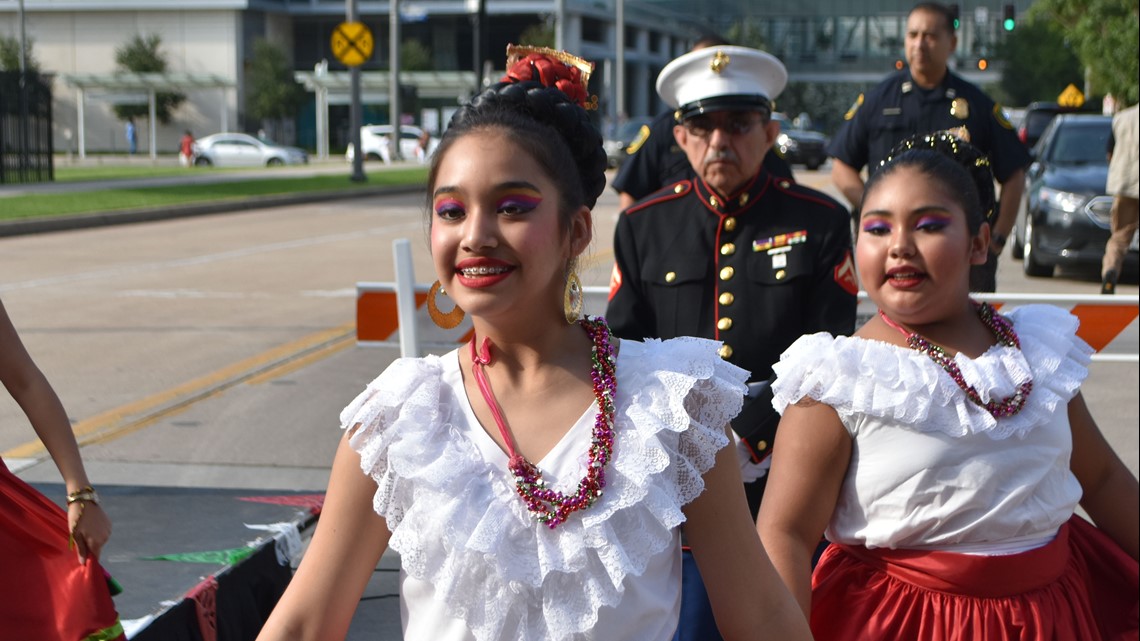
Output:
top-left (3, 322), bottom-right (356, 459)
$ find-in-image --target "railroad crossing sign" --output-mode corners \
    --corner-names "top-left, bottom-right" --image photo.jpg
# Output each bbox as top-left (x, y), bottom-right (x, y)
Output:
top-left (1058, 83), bottom-right (1085, 108)
top-left (331, 21), bottom-right (373, 67)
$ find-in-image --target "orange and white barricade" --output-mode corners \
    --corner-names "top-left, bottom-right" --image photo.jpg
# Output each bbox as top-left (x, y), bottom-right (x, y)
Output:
top-left (359, 243), bottom-right (1138, 362)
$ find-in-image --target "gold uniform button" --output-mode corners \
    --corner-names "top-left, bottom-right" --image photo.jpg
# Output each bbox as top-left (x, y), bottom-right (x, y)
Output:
top-left (775, 269), bottom-right (787, 280)
top-left (718, 344), bottom-right (733, 359)
top-left (719, 266), bottom-right (735, 280)
top-left (720, 243), bottom-right (736, 256)
top-left (717, 317), bottom-right (733, 331)
top-left (779, 180), bottom-right (791, 189)
top-left (674, 184), bottom-right (684, 194)
top-left (709, 196), bottom-right (719, 208)
top-left (739, 193), bottom-right (750, 206)
top-left (723, 217), bottom-right (737, 231)
top-left (719, 292), bottom-right (735, 305)
top-left (756, 440), bottom-right (768, 451)
top-left (665, 271), bottom-right (677, 283)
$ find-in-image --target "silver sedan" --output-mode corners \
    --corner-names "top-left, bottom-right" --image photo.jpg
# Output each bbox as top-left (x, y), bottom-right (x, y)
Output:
top-left (193, 133), bottom-right (309, 167)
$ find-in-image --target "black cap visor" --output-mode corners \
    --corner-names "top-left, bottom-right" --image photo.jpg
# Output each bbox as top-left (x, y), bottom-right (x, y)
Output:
top-left (675, 95), bottom-right (772, 122)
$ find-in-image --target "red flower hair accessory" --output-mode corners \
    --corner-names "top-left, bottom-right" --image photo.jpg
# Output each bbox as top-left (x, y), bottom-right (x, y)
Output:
top-left (502, 44), bottom-right (598, 110)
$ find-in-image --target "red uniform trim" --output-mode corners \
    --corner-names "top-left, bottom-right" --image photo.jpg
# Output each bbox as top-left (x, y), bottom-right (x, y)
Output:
top-left (623, 180), bottom-right (692, 216)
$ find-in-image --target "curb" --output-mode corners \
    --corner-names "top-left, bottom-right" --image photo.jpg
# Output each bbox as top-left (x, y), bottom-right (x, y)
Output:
top-left (0, 184), bottom-right (426, 238)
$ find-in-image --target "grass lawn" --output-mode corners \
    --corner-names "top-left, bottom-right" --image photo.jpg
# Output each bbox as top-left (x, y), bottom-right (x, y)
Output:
top-left (1, 167), bottom-right (429, 222)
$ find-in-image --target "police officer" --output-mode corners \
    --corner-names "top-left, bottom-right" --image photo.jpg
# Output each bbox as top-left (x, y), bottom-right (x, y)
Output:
top-left (605, 45), bottom-right (857, 641)
top-left (828, 1), bottom-right (1029, 292)
top-left (611, 36), bottom-right (794, 211)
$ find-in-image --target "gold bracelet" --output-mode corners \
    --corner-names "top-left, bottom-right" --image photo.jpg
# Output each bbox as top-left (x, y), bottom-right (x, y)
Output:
top-left (66, 486), bottom-right (100, 505)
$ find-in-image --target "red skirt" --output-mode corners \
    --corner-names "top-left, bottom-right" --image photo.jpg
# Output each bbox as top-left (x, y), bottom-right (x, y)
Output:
top-left (811, 516), bottom-right (1139, 641)
top-left (0, 458), bottom-right (125, 641)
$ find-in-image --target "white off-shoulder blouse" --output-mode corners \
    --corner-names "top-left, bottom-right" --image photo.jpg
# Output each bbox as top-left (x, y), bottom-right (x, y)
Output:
top-left (340, 336), bottom-right (748, 641)
top-left (771, 304), bottom-right (1093, 555)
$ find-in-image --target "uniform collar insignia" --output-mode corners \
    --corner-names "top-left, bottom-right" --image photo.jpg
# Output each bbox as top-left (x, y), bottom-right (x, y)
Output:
top-left (901, 81), bottom-right (913, 93)
top-left (945, 87), bottom-right (957, 99)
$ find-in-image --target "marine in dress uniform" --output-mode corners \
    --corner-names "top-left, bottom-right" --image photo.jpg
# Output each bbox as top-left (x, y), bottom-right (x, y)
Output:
top-left (827, 2), bottom-right (1029, 293)
top-left (608, 46), bottom-right (856, 491)
top-left (605, 44), bottom-right (857, 641)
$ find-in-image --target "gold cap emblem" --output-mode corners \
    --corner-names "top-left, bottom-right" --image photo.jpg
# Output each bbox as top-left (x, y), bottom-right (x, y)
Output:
top-left (710, 50), bottom-right (730, 74)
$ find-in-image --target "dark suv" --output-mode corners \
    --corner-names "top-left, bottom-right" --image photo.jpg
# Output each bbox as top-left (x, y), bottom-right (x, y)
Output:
top-left (1011, 113), bottom-right (1137, 278)
top-left (1018, 101), bottom-right (1084, 149)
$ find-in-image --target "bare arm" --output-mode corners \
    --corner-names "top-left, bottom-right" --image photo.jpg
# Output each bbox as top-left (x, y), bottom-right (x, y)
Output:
top-left (756, 402), bottom-right (851, 616)
top-left (256, 432), bottom-right (393, 641)
top-left (830, 159), bottom-right (865, 213)
top-left (992, 168), bottom-right (1026, 250)
top-left (1068, 392), bottom-right (1139, 560)
top-left (619, 192), bottom-right (636, 211)
top-left (0, 298), bottom-right (110, 565)
top-left (682, 425), bottom-right (812, 641)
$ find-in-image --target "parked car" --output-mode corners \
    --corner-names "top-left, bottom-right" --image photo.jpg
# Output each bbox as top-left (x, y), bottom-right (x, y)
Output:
top-left (1017, 101), bottom-right (1085, 149)
top-left (772, 113), bottom-right (828, 170)
top-left (1011, 113), bottom-right (1136, 277)
top-left (603, 117), bottom-right (654, 169)
top-left (192, 133), bottom-right (308, 167)
top-left (346, 124), bottom-right (440, 164)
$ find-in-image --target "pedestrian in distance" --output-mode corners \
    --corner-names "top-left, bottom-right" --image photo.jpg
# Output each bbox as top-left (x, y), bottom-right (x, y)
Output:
top-left (180, 129), bottom-right (196, 168)
top-left (605, 43), bottom-right (857, 641)
top-left (757, 131), bottom-right (1139, 641)
top-left (0, 296), bottom-right (124, 641)
top-left (254, 44), bottom-right (810, 641)
top-left (125, 116), bottom-right (138, 155)
top-left (1101, 102), bottom-right (1139, 295)
top-left (827, 1), bottom-right (1030, 293)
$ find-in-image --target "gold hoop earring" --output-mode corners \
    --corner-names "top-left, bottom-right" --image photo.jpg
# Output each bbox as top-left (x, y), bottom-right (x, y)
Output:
top-left (427, 280), bottom-right (465, 329)
top-left (563, 270), bottom-right (583, 324)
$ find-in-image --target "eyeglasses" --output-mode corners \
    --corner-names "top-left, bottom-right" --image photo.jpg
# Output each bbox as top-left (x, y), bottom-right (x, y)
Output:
top-left (682, 113), bottom-right (767, 139)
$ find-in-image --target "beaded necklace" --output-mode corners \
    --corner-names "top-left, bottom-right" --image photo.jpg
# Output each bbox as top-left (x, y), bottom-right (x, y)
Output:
top-left (878, 302), bottom-right (1032, 418)
top-left (469, 316), bottom-right (617, 529)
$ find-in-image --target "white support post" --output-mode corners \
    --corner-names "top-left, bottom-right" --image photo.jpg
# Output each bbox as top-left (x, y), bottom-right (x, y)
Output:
top-left (148, 89), bottom-right (157, 160)
top-left (393, 238), bottom-right (421, 358)
top-left (77, 87), bottom-right (87, 160)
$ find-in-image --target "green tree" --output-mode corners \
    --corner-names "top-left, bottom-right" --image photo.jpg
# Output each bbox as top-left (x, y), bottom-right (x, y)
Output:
top-left (519, 21), bottom-right (555, 48)
top-left (996, 19), bottom-right (1084, 105)
top-left (1031, 0), bottom-right (1139, 104)
top-left (0, 34), bottom-right (39, 72)
top-left (113, 34), bottom-right (185, 124)
top-left (246, 38), bottom-right (305, 136)
top-left (725, 20), bottom-right (768, 50)
top-left (400, 39), bottom-right (433, 71)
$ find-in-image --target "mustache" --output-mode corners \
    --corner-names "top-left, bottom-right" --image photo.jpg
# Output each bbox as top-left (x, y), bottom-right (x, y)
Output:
top-left (702, 148), bottom-right (738, 166)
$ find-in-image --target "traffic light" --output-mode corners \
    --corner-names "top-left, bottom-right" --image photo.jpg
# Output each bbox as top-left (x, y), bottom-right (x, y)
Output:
top-left (1002, 4), bottom-right (1016, 31)
top-left (950, 4), bottom-right (961, 30)
top-left (977, 58), bottom-right (989, 71)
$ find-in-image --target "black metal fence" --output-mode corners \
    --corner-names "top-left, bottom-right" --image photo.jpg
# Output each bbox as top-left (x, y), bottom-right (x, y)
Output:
top-left (1, 71), bottom-right (54, 184)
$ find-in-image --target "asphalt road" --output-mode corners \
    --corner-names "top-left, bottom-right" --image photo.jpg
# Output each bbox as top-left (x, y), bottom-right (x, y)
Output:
top-left (2, 165), bottom-right (1136, 639)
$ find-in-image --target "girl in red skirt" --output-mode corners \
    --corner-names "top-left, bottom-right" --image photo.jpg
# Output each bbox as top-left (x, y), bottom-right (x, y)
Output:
top-left (757, 132), bottom-right (1139, 641)
top-left (1, 296), bottom-right (124, 641)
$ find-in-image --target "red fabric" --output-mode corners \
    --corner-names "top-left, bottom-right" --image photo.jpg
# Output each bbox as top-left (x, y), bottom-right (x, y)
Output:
top-left (810, 516), bottom-right (1138, 641)
top-left (501, 53), bottom-right (589, 107)
top-left (187, 576), bottom-right (219, 641)
top-left (0, 458), bottom-right (125, 641)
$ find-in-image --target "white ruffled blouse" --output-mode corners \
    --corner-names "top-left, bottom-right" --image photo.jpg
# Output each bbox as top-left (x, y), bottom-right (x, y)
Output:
top-left (340, 336), bottom-right (748, 641)
top-left (771, 305), bottom-right (1093, 553)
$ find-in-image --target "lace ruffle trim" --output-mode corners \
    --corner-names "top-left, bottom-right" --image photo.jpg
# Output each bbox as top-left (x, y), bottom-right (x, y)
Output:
top-left (772, 305), bottom-right (1092, 440)
top-left (339, 337), bottom-right (746, 641)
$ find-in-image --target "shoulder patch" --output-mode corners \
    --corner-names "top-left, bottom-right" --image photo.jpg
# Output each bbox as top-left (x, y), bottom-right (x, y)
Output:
top-left (833, 250), bottom-right (859, 296)
top-left (992, 104), bottom-right (1014, 130)
top-left (624, 180), bottom-right (692, 215)
top-left (844, 93), bottom-right (864, 121)
top-left (625, 124), bottom-right (651, 155)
